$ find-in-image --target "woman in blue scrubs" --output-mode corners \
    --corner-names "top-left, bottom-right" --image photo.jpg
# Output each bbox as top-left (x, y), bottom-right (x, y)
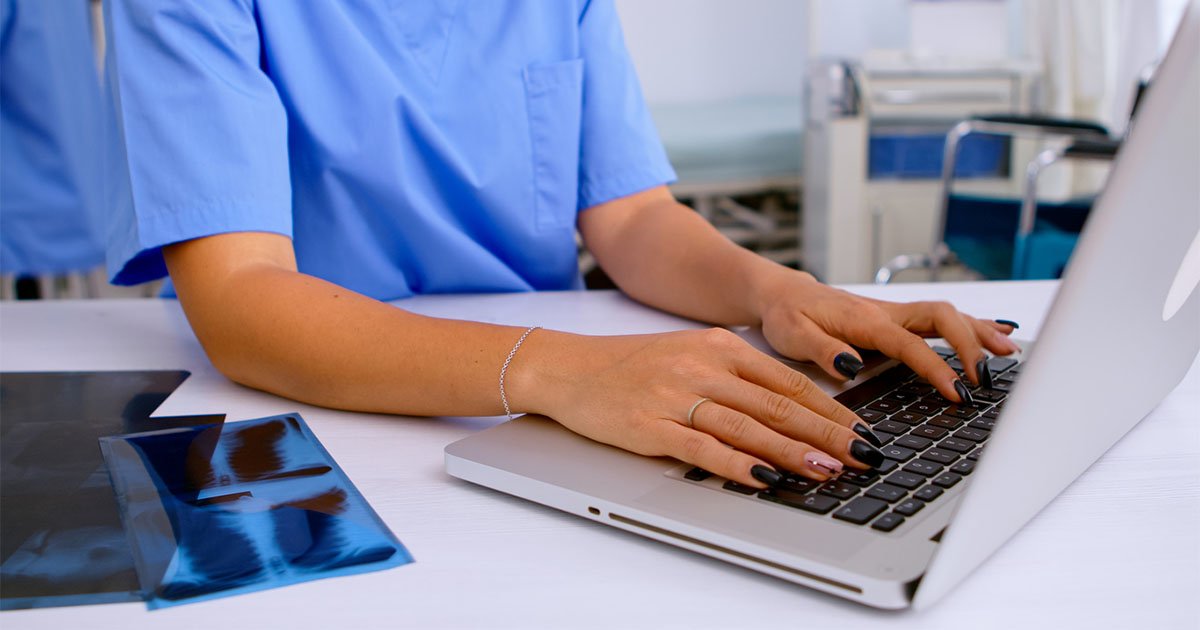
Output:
top-left (103, 1), bottom-right (1019, 487)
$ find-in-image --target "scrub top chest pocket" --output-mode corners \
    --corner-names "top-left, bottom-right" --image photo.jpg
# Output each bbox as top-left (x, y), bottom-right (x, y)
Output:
top-left (523, 58), bottom-right (584, 231)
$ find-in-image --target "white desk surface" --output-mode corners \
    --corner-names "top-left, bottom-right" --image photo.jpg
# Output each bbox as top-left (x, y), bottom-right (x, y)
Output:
top-left (1, 282), bottom-right (1197, 629)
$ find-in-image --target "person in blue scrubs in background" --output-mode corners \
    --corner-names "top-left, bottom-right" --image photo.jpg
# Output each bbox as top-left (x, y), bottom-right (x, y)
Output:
top-left (1, 0), bottom-right (105, 298)
top-left (103, 1), bottom-right (1020, 488)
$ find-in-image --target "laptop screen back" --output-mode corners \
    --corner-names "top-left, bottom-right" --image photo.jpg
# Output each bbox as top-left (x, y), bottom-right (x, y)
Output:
top-left (914, 0), bottom-right (1200, 609)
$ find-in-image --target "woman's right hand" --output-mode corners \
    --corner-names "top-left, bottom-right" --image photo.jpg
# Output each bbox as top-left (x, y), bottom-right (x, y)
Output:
top-left (508, 327), bottom-right (886, 490)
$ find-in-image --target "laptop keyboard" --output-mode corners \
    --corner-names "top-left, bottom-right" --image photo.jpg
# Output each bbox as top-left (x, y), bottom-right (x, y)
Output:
top-left (679, 347), bottom-right (1021, 534)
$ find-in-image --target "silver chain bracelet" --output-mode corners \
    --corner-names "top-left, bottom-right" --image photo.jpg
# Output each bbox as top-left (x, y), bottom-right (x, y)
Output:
top-left (499, 325), bottom-right (541, 420)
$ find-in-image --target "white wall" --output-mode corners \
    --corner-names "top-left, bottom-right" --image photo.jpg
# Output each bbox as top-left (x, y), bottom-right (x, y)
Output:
top-left (616, 0), bottom-right (1188, 112)
top-left (808, 0), bottom-right (909, 59)
top-left (614, 0), bottom-right (808, 105)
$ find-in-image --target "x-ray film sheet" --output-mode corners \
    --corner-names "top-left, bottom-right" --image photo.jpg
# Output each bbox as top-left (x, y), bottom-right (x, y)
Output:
top-left (99, 413), bottom-right (411, 609)
top-left (0, 370), bottom-right (222, 610)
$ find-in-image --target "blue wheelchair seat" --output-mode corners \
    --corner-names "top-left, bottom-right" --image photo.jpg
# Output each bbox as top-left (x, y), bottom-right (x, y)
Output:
top-left (942, 193), bottom-right (1091, 280)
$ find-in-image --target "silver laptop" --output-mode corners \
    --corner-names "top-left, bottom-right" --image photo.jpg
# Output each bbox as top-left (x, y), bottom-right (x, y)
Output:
top-left (445, 3), bottom-right (1200, 610)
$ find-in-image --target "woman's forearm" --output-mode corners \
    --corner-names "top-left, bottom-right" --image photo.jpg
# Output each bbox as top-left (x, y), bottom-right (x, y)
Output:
top-left (580, 188), bottom-right (803, 327)
top-left (166, 233), bottom-right (596, 417)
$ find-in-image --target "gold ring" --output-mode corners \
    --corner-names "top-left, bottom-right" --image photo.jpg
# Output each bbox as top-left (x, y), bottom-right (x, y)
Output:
top-left (686, 397), bottom-right (712, 428)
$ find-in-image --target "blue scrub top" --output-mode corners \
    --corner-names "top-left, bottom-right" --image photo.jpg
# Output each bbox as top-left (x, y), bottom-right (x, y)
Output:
top-left (104, 0), bottom-right (675, 300)
top-left (1, 0), bottom-right (105, 274)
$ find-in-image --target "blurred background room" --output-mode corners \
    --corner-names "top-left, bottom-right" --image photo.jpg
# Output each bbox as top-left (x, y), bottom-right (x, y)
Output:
top-left (0, 0), bottom-right (1192, 299)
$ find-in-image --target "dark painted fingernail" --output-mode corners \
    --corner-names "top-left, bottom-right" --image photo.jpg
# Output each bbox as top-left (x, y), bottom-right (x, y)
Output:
top-left (853, 423), bottom-right (884, 448)
top-left (953, 379), bottom-right (975, 404)
top-left (849, 440), bottom-right (886, 468)
top-left (995, 319), bottom-right (1020, 329)
top-left (750, 464), bottom-right (783, 487)
top-left (833, 352), bottom-right (864, 379)
top-left (975, 357), bottom-right (993, 389)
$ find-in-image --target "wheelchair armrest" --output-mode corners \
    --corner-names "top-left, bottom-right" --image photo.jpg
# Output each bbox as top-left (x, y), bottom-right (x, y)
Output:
top-left (969, 114), bottom-right (1111, 137)
top-left (1062, 138), bottom-right (1121, 159)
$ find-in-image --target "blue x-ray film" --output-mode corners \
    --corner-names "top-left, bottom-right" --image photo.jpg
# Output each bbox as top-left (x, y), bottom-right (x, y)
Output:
top-left (99, 413), bottom-right (412, 609)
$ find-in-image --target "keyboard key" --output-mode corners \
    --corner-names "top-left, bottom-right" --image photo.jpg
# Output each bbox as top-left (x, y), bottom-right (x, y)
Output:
top-left (944, 405), bottom-right (978, 420)
top-left (900, 383), bottom-right (934, 396)
top-left (912, 425), bottom-right (949, 440)
top-left (797, 493), bottom-right (841, 514)
top-left (953, 427), bottom-right (989, 443)
top-left (866, 483), bottom-right (907, 503)
top-left (819, 481), bottom-right (861, 500)
top-left (884, 391), bottom-right (920, 404)
top-left (973, 388), bottom-right (1006, 403)
top-left (894, 498), bottom-right (924, 516)
top-left (903, 459), bottom-right (944, 477)
top-left (684, 467), bottom-right (713, 481)
top-left (987, 356), bottom-right (1019, 374)
top-left (757, 486), bottom-right (805, 503)
top-left (875, 458), bottom-right (900, 474)
top-left (929, 415), bottom-right (963, 430)
top-left (871, 513), bottom-right (906, 532)
top-left (839, 469), bottom-right (879, 487)
top-left (907, 402), bottom-right (941, 416)
top-left (856, 408), bottom-right (887, 424)
top-left (867, 399), bottom-right (904, 414)
top-left (946, 357), bottom-right (964, 371)
top-left (983, 407), bottom-right (1002, 420)
top-left (835, 364), bottom-right (915, 411)
top-left (968, 417), bottom-right (996, 431)
top-left (992, 381), bottom-right (1014, 393)
top-left (880, 444), bottom-right (916, 462)
top-left (894, 364), bottom-right (917, 379)
top-left (920, 448), bottom-right (959, 465)
top-left (921, 393), bottom-right (953, 408)
top-left (884, 471), bottom-right (925, 490)
top-left (932, 472), bottom-right (963, 488)
top-left (967, 447), bottom-right (984, 461)
top-left (914, 486), bottom-right (944, 502)
top-left (892, 411), bottom-right (927, 425)
top-left (938, 437), bottom-right (974, 453)
top-left (779, 476), bottom-right (819, 493)
top-left (832, 497), bottom-right (889, 524)
top-left (931, 346), bottom-right (955, 357)
top-left (760, 490), bottom-right (841, 514)
top-left (723, 480), bottom-right (759, 495)
top-left (950, 459), bottom-right (976, 475)
top-left (874, 420), bottom-right (910, 435)
top-left (894, 435), bottom-right (933, 451)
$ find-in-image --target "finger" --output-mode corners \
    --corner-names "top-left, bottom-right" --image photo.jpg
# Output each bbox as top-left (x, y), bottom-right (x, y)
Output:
top-left (898, 302), bottom-right (988, 386)
top-left (688, 400), bottom-right (843, 481)
top-left (864, 320), bottom-right (971, 403)
top-left (971, 317), bottom-right (1021, 355)
top-left (728, 345), bottom-right (862, 430)
top-left (764, 313), bottom-right (865, 382)
top-left (649, 419), bottom-right (779, 489)
top-left (702, 373), bottom-right (884, 471)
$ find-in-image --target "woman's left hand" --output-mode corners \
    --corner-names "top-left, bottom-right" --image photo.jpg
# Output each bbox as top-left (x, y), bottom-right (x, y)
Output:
top-left (756, 271), bottom-right (1020, 404)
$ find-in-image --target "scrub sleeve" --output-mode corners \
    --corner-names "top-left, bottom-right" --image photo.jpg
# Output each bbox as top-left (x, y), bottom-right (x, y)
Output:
top-left (103, 0), bottom-right (292, 285)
